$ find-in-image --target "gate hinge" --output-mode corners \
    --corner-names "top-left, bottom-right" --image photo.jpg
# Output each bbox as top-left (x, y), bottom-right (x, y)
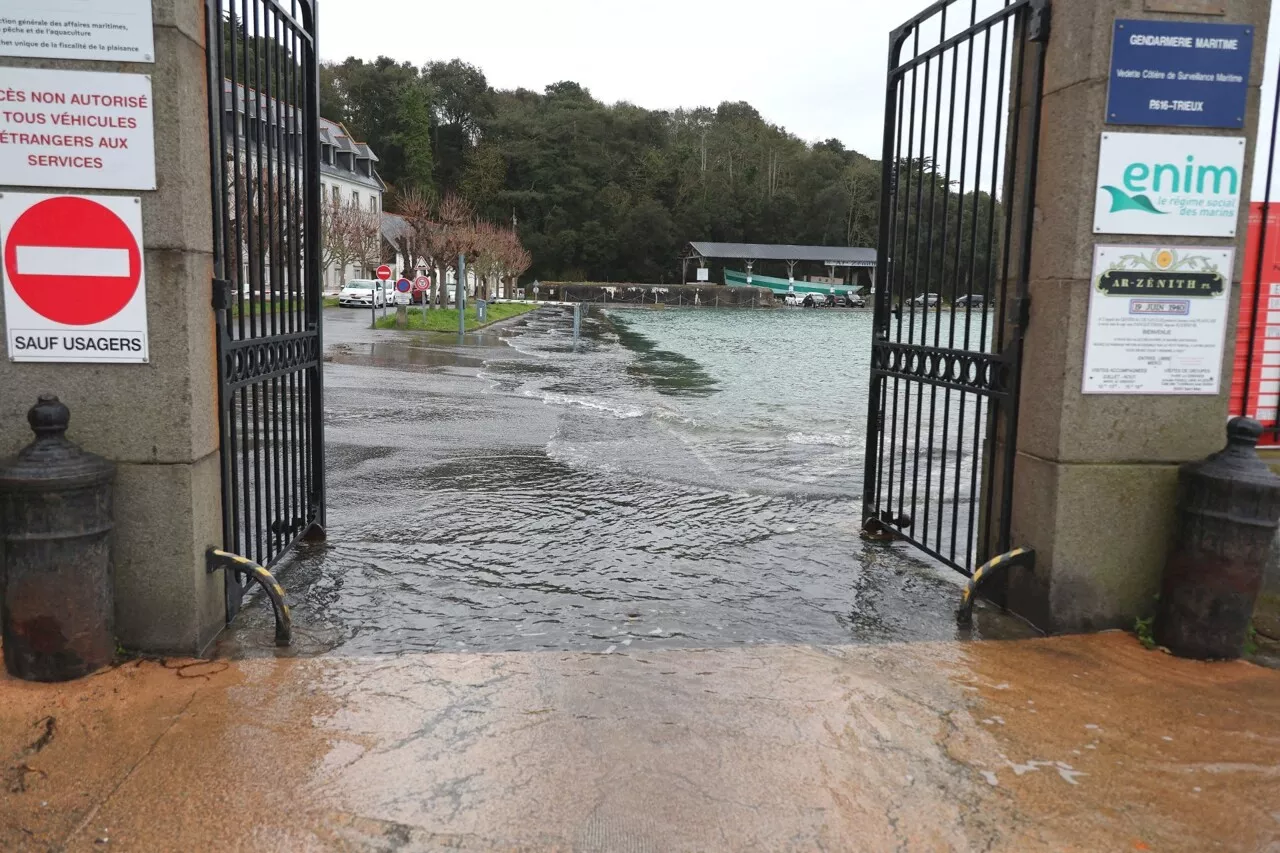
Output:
top-left (1014, 294), bottom-right (1032, 330)
top-left (211, 278), bottom-right (232, 312)
top-left (1027, 0), bottom-right (1051, 43)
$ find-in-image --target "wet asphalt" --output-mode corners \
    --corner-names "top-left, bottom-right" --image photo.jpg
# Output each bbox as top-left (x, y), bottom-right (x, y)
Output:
top-left (219, 305), bottom-right (1038, 657)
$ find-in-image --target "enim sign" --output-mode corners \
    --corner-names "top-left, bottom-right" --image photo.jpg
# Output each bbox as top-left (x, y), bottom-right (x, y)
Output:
top-left (1094, 132), bottom-right (1245, 238)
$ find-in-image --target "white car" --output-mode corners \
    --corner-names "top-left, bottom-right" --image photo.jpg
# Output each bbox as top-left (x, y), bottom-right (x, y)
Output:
top-left (339, 279), bottom-right (387, 308)
top-left (911, 293), bottom-right (941, 307)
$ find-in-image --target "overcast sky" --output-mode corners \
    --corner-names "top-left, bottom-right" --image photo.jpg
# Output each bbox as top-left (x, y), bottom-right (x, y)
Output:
top-left (320, 0), bottom-right (907, 157)
top-left (322, 0), bottom-right (1280, 193)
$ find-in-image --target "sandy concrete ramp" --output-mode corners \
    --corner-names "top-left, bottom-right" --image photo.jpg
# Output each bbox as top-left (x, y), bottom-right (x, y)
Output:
top-left (2, 634), bottom-right (1278, 851)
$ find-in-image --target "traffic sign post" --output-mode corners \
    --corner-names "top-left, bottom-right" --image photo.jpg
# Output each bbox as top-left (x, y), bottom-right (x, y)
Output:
top-left (413, 276), bottom-right (431, 315)
top-left (1, 193), bottom-right (149, 362)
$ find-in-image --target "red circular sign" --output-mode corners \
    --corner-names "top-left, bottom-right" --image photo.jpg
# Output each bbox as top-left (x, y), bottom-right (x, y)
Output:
top-left (413, 276), bottom-right (430, 292)
top-left (4, 196), bottom-right (142, 326)
top-left (375, 265), bottom-right (392, 281)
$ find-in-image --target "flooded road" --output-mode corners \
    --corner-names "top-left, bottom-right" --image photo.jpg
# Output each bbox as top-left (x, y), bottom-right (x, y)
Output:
top-left (223, 305), bottom-right (1033, 656)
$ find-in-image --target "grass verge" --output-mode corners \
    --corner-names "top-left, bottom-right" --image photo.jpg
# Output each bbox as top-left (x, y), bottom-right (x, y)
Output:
top-left (374, 302), bottom-right (538, 332)
top-left (229, 296), bottom-right (340, 316)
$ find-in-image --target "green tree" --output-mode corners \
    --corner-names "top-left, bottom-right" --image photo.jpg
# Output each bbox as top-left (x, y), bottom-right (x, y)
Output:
top-left (394, 81), bottom-right (435, 196)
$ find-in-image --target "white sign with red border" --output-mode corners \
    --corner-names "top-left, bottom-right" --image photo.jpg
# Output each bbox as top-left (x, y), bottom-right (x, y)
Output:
top-left (2, 192), bottom-right (149, 363)
top-left (413, 275), bottom-right (430, 292)
top-left (0, 68), bottom-right (156, 190)
top-left (0, 0), bottom-right (155, 62)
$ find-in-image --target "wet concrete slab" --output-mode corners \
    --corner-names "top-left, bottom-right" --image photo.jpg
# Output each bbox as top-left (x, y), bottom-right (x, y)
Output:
top-left (3, 633), bottom-right (1279, 852)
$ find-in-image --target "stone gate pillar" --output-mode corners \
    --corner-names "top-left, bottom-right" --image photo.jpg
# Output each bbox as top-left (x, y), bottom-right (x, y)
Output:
top-left (0, 0), bottom-right (225, 653)
top-left (1001, 0), bottom-right (1273, 631)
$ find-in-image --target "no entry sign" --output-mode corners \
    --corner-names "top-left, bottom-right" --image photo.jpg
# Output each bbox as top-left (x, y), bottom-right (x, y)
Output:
top-left (1, 193), bottom-right (149, 362)
top-left (375, 265), bottom-right (392, 281)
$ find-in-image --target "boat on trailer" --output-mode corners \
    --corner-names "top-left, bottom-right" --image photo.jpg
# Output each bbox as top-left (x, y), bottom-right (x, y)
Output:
top-left (723, 269), bottom-right (864, 303)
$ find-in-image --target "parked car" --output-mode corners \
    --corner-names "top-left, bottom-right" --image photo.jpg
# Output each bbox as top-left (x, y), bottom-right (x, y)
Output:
top-left (338, 279), bottom-right (386, 308)
top-left (841, 292), bottom-right (867, 308)
top-left (783, 293), bottom-right (805, 306)
top-left (911, 293), bottom-right (941, 307)
top-left (956, 294), bottom-right (986, 309)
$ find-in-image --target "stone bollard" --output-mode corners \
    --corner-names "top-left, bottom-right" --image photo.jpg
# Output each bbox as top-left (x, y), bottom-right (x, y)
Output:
top-left (0, 396), bottom-right (116, 681)
top-left (1154, 418), bottom-right (1280, 659)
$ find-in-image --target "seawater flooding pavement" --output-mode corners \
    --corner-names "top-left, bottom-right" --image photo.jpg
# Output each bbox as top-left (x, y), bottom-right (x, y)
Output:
top-left (4, 306), bottom-right (1280, 851)
top-left (224, 305), bottom-right (1035, 655)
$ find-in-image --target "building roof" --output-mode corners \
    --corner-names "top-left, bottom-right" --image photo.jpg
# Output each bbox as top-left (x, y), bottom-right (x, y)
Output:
top-left (381, 213), bottom-right (411, 248)
top-left (318, 116), bottom-right (385, 191)
top-left (688, 242), bottom-right (877, 267)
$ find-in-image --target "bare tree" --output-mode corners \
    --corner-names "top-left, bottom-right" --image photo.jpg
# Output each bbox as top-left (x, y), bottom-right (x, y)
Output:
top-left (225, 165), bottom-right (304, 299)
top-left (434, 193), bottom-right (476, 307)
top-left (349, 205), bottom-right (383, 280)
top-left (395, 187), bottom-right (439, 304)
top-left (320, 198), bottom-right (361, 291)
top-left (505, 240), bottom-right (532, 298)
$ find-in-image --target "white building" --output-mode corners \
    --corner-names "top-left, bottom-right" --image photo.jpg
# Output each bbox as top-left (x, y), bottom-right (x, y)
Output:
top-left (319, 117), bottom-right (385, 292)
top-left (221, 82), bottom-right (387, 296)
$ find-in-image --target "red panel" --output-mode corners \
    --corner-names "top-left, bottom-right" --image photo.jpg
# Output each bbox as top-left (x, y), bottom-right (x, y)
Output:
top-left (1232, 202), bottom-right (1280, 445)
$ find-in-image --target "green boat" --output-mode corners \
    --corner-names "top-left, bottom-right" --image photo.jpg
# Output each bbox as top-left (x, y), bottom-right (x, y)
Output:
top-left (723, 269), bottom-right (860, 297)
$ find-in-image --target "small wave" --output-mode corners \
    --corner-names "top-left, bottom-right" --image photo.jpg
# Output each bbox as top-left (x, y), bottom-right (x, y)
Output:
top-left (534, 390), bottom-right (645, 419)
top-left (653, 406), bottom-right (699, 427)
top-left (786, 431), bottom-right (859, 448)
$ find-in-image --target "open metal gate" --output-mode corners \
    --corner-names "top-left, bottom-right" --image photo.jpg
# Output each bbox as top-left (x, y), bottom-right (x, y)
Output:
top-left (206, 0), bottom-right (325, 617)
top-left (863, 0), bottom-right (1048, 575)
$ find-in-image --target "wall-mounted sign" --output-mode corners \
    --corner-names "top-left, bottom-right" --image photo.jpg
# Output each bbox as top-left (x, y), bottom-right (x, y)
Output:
top-left (0, 0), bottom-right (154, 63)
top-left (0, 68), bottom-right (156, 191)
top-left (1094, 132), bottom-right (1244, 237)
top-left (2, 193), bottom-right (149, 363)
top-left (696, 267), bottom-right (710, 282)
top-left (1107, 20), bottom-right (1253, 128)
top-left (1083, 245), bottom-right (1232, 395)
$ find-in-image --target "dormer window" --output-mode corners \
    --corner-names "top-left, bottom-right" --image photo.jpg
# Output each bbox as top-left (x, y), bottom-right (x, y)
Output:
top-left (323, 145), bottom-right (333, 166)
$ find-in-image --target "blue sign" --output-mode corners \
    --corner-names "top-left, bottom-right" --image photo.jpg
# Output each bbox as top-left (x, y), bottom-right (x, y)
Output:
top-left (1107, 19), bottom-right (1253, 129)
top-left (395, 278), bottom-right (412, 293)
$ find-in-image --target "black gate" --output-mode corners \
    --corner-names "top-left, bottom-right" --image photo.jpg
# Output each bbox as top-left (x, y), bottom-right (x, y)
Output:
top-left (206, 0), bottom-right (325, 617)
top-left (863, 0), bottom-right (1048, 575)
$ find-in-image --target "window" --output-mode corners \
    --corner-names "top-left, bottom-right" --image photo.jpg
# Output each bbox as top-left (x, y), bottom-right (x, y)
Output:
top-left (323, 146), bottom-right (332, 165)
top-left (369, 196), bottom-right (377, 212)
top-left (331, 185), bottom-right (339, 203)
top-left (352, 192), bottom-right (359, 208)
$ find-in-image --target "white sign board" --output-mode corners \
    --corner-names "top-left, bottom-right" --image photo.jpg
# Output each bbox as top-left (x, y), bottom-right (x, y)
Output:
top-left (2, 193), bottom-right (149, 363)
top-left (696, 267), bottom-right (710, 282)
top-left (1083, 245), bottom-right (1232, 395)
top-left (0, 68), bottom-right (156, 190)
top-left (0, 0), bottom-right (154, 62)
top-left (1094, 132), bottom-right (1244, 237)
top-left (395, 291), bottom-right (411, 306)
